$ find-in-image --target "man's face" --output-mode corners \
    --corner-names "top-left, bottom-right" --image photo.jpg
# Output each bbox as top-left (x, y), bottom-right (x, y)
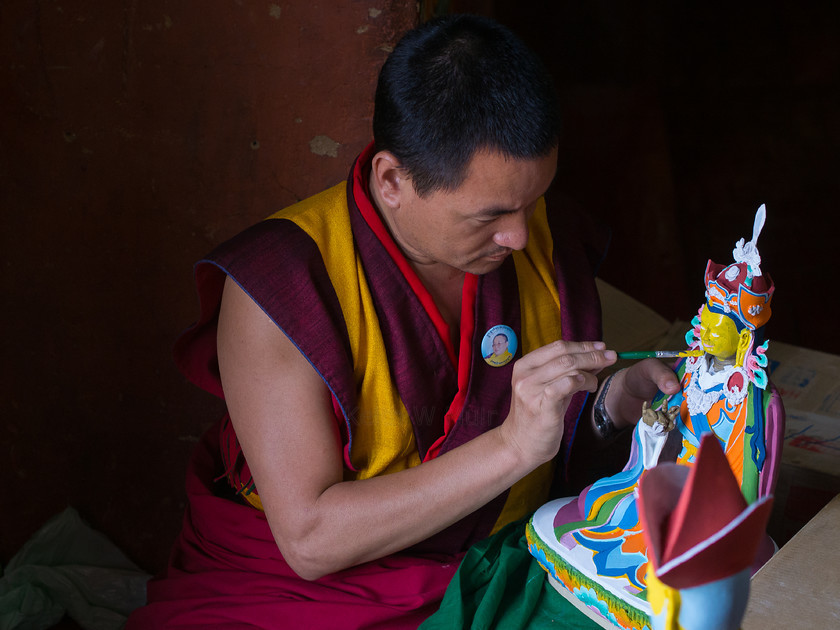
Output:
top-left (492, 334), bottom-right (508, 356)
top-left (379, 148), bottom-right (558, 275)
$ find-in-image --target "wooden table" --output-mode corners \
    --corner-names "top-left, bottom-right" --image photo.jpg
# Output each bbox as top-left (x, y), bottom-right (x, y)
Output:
top-left (742, 493), bottom-right (840, 628)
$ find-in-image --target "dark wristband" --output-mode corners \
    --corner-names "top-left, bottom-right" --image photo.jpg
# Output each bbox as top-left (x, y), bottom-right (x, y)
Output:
top-left (593, 372), bottom-right (624, 440)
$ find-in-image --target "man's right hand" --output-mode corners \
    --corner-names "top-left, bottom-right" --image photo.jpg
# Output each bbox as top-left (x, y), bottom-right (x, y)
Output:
top-left (499, 340), bottom-right (617, 468)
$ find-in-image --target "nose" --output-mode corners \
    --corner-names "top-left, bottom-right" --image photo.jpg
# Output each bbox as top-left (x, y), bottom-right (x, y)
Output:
top-left (493, 211), bottom-right (530, 251)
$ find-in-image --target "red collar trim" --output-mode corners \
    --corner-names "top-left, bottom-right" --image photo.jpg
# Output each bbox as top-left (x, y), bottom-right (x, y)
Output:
top-left (351, 143), bottom-right (477, 368)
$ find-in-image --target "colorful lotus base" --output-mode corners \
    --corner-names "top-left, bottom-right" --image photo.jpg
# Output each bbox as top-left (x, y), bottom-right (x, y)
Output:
top-left (527, 500), bottom-right (652, 630)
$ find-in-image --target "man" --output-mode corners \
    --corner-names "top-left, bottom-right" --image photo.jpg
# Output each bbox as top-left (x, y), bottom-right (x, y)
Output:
top-left (128, 14), bottom-right (678, 629)
top-left (485, 333), bottom-right (513, 367)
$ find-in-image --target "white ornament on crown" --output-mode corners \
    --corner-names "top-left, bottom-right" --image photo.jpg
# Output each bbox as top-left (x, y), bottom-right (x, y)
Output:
top-left (732, 203), bottom-right (765, 279)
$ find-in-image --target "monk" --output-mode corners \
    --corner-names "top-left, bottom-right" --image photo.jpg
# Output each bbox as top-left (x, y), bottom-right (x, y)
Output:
top-left (127, 14), bottom-right (679, 629)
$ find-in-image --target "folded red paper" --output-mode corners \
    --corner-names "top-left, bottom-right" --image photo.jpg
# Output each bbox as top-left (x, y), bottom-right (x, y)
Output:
top-left (639, 433), bottom-right (774, 590)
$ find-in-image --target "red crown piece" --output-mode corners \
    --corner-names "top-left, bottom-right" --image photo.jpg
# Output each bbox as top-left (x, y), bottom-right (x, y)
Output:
top-left (638, 434), bottom-right (774, 590)
top-left (704, 260), bottom-right (774, 330)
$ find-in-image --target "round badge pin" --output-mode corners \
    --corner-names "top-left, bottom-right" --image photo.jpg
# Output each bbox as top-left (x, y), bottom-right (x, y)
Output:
top-left (482, 325), bottom-right (517, 367)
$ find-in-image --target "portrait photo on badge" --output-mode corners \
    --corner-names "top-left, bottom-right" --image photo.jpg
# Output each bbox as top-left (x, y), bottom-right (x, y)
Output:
top-left (481, 325), bottom-right (517, 367)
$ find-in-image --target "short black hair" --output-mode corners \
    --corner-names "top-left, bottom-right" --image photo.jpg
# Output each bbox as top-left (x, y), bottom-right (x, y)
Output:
top-left (373, 14), bottom-right (561, 197)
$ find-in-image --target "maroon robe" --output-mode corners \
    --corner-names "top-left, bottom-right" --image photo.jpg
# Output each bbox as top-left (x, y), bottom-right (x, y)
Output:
top-left (127, 147), bottom-right (605, 629)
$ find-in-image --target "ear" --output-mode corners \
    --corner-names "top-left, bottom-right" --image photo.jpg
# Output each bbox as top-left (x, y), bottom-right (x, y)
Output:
top-left (735, 328), bottom-right (752, 368)
top-left (370, 151), bottom-right (407, 211)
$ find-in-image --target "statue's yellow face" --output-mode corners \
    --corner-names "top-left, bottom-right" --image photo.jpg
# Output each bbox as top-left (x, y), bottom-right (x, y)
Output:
top-left (699, 305), bottom-right (740, 360)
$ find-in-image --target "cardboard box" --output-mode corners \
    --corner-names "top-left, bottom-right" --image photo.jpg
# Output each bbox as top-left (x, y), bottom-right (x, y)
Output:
top-left (740, 339), bottom-right (840, 543)
top-left (597, 279), bottom-right (672, 352)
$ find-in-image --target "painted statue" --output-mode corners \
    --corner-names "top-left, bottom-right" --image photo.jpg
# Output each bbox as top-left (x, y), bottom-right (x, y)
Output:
top-left (527, 205), bottom-right (785, 630)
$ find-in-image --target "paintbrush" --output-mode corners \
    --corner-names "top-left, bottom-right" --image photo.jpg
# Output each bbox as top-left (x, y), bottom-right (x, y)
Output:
top-left (617, 349), bottom-right (704, 360)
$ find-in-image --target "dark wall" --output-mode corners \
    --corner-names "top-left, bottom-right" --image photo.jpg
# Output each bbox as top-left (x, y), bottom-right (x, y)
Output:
top-left (1, 0), bottom-right (416, 572)
top-left (481, 1), bottom-right (840, 354)
top-left (2, 0), bottom-right (838, 579)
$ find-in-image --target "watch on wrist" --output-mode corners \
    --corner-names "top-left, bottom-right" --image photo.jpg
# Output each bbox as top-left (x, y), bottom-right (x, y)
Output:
top-left (593, 372), bottom-right (622, 440)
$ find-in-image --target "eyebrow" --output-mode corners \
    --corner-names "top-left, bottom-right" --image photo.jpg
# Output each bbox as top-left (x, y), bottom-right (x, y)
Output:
top-left (473, 206), bottom-right (519, 219)
top-left (468, 169), bottom-right (557, 219)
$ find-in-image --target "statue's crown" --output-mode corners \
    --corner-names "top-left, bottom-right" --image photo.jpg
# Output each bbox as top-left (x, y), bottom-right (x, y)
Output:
top-left (704, 204), bottom-right (774, 331)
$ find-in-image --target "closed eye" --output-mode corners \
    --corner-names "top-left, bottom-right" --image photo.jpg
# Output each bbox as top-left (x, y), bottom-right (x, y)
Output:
top-left (470, 208), bottom-right (519, 225)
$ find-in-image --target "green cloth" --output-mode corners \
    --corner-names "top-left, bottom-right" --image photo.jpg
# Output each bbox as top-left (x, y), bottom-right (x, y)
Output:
top-left (420, 519), bottom-right (601, 630)
top-left (0, 507), bottom-right (150, 630)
